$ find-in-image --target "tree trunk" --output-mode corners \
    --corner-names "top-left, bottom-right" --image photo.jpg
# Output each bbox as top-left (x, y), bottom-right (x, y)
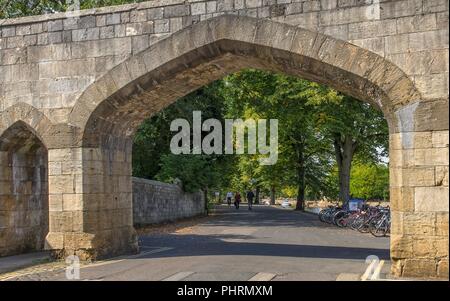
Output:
top-left (255, 186), bottom-right (260, 204)
top-left (295, 145), bottom-right (306, 211)
top-left (295, 172), bottom-right (305, 210)
top-left (270, 186), bottom-right (276, 205)
top-left (203, 188), bottom-right (208, 215)
top-left (334, 135), bottom-right (357, 207)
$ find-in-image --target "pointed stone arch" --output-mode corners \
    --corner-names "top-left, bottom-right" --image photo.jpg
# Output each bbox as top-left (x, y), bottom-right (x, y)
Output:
top-left (69, 15), bottom-right (421, 146)
top-left (51, 15), bottom-right (448, 279)
top-left (0, 118), bottom-right (49, 256)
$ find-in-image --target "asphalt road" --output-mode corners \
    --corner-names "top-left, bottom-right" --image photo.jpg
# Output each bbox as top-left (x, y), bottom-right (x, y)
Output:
top-left (9, 205), bottom-right (390, 281)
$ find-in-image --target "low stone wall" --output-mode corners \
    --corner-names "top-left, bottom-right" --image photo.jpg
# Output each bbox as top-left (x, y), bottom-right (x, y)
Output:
top-left (132, 177), bottom-right (205, 226)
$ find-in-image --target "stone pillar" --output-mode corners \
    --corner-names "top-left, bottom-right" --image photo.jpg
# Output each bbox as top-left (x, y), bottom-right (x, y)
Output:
top-left (389, 101), bottom-right (449, 278)
top-left (45, 146), bottom-right (138, 260)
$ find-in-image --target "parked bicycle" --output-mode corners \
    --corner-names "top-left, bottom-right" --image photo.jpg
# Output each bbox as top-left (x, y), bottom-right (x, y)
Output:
top-left (318, 204), bottom-right (390, 237)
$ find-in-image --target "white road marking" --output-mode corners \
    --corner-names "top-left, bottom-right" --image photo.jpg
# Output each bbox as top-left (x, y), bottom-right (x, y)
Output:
top-left (361, 259), bottom-right (385, 281)
top-left (361, 259), bottom-right (377, 281)
top-left (370, 260), bottom-right (385, 280)
top-left (82, 247), bottom-right (173, 269)
top-left (248, 272), bottom-right (276, 281)
top-left (162, 271), bottom-right (195, 281)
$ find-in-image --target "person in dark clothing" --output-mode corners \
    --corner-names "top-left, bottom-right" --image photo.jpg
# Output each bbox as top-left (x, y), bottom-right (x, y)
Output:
top-left (234, 192), bottom-right (241, 209)
top-left (246, 190), bottom-right (255, 210)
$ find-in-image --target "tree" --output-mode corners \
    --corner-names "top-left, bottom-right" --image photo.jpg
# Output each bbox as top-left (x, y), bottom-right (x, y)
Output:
top-left (156, 154), bottom-right (221, 193)
top-left (314, 96), bottom-right (388, 205)
top-left (220, 70), bottom-right (335, 210)
top-left (133, 82), bottom-right (225, 179)
top-left (0, 0), bottom-right (146, 19)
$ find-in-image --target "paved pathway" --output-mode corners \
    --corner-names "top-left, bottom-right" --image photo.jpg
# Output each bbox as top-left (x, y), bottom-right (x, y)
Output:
top-left (2, 205), bottom-right (390, 281)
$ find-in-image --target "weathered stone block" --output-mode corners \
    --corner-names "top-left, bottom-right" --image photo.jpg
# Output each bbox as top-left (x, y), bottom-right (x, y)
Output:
top-left (49, 194), bottom-right (63, 212)
top-left (28, 44), bottom-right (71, 62)
top-left (437, 259), bottom-right (449, 278)
top-left (320, 0), bottom-right (337, 10)
top-left (217, 0), bottom-right (235, 11)
top-left (30, 23), bottom-right (43, 34)
top-left (414, 148), bottom-right (449, 166)
top-left (432, 131), bottom-right (449, 148)
top-left (16, 25), bottom-right (31, 36)
top-left (1, 26), bottom-right (15, 37)
top-left (72, 28), bottom-right (100, 41)
top-left (191, 2), bottom-right (207, 15)
top-left (79, 15), bottom-right (96, 28)
top-left (48, 175), bottom-right (76, 194)
top-left (121, 12), bottom-right (130, 23)
top-left (403, 259), bottom-right (438, 278)
top-left (246, 0), bottom-right (262, 9)
top-left (154, 19), bottom-right (170, 33)
top-left (380, 0), bottom-right (422, 19)
top-left (423, 0), bottom-right (448, 13)
top-left (391, 234), bottom-right (413, 259)
top-left (415, 187), bottom-right (449, 212)
top-left (100, 25), bottom-right (115, 39)
top-left (286, 2), bottom-right (303, 14)
top-left (48, 20), bottom-right (63, 32)
top-left (45, 232), bottom-right (64, 249)
top-left (414, 100), bottom-right (449, 132)
top-left (63, 194), bottom-right (83, 211)
top-left (403, 212), bottom-right (436, 235)
top-left (96, 15), bottom-right (107, 27)
top-left (435, 212), bottom-right (449, 236)
top-left (390, 187), bottom-right (414, 212)
top-left (130, 10), bottom-right (147, 22)
top-left (349, 36), bottom-right (384, 56)
top-left (106, 13), bottom-right (121, 25)
top-left (435, 166), bottom-right (449, 187)
top-left (164, 4), bottom-right (190, 18)
top-left (396, 14), bottom-right (437, 34)
top-left (147, 7), bottom-right (164, 19)
top-left (303, 0), bottom-right (320, 12)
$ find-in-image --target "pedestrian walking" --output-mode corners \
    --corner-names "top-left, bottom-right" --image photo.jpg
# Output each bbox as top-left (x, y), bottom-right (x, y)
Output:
top-left (226, 191), bottom-right (233, 207)
top-left (234, 192), bottom-right (241, 210)
top-left (246, 190), bottom-right (255, 210)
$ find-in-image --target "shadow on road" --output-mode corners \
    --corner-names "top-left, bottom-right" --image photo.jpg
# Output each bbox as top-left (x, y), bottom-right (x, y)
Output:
top-left (202, 205), bottom-right (333, 229)
top-left (139, 233), bottom-right (390, 261)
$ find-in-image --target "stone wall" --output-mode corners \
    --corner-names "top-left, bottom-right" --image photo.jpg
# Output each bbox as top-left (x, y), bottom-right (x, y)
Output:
top-left (132, 177), bottom-right (206, 225)
top-left (0, 0), bottom-right (448, 278)
top-left (0, 0), bottom-right (448, 122)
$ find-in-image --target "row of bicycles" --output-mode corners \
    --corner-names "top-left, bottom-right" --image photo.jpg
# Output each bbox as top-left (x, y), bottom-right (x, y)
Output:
top-left (318, 204), bottom-right (390, 237)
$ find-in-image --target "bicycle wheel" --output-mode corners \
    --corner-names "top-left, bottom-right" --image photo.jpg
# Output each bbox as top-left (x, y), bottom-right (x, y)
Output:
top-left (336, 217), bottom-right (347, 227)
top-left (333, 211), bottom-right (346, 226)
top-left (369, 222), bottom-right (387, 237)
top-left (350, 216), bottom-right (364, 230)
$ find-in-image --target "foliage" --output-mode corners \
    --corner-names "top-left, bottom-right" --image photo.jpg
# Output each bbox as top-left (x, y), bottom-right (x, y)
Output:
top-left (132, 82), bottom-right (225, 179)
top-left (0, 0), bottom-right (145, 19)
top-left (156, 154), bottom-right (221, 193)
top-left (350, 161), bottom-right (389, 200)
top-left (220, 70), bottom-right (337, 205)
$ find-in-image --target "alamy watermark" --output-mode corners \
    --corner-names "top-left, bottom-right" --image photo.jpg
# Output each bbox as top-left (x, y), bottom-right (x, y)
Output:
top-left (65, 255), bottom-right (80, 280)
top-left (170, 111), bottom-right (279, 165)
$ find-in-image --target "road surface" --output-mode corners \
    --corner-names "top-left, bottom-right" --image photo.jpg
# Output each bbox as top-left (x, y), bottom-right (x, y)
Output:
top-left (5, 205), bottom-right (390, 281)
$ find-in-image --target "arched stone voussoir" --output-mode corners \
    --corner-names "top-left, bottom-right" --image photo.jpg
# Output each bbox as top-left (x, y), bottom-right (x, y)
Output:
top-left (70, 14), bottom-right (421, 138)
top-left (0, 103), bottom-right (82, 149)
top-left (0, 103), bottom-right (52, 148)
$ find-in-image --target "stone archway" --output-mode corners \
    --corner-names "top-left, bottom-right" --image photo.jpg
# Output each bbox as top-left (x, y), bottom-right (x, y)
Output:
top-left (38, 15), bottom-right (447, 278)
top-left (0, 120), bottom-right (49, 256)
